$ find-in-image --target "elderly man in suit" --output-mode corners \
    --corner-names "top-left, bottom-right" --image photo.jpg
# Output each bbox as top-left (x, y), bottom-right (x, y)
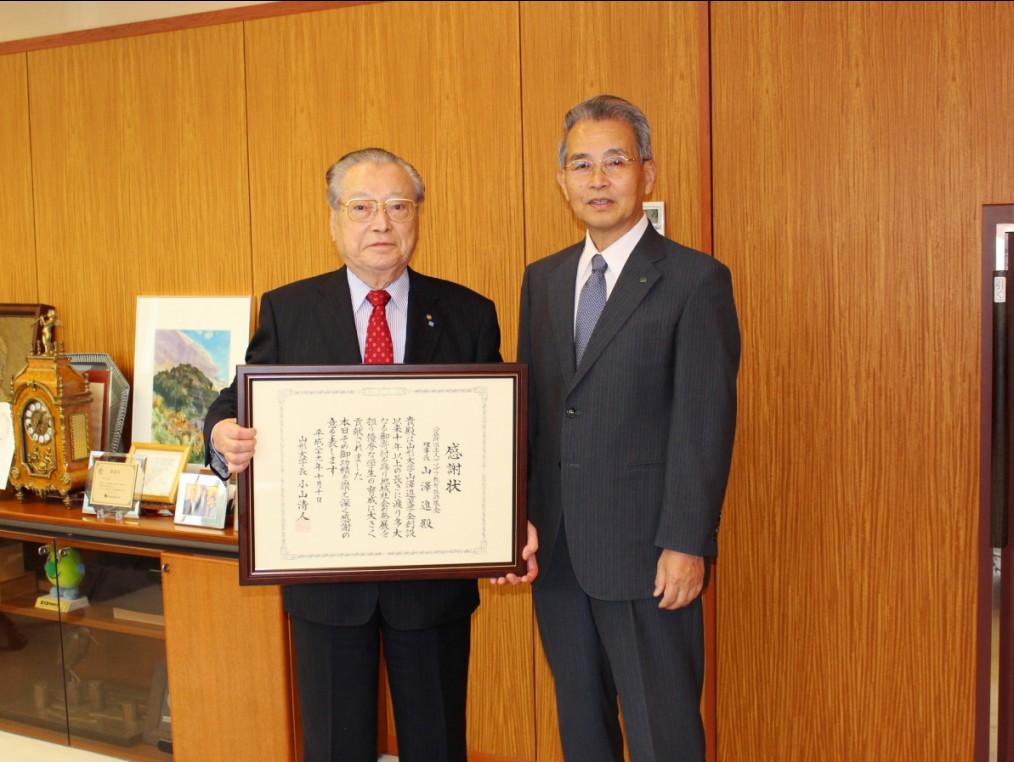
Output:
top-left (204, 148), bottom-right (502, 762)
top-left (517, 95), bottom-right (740, 760)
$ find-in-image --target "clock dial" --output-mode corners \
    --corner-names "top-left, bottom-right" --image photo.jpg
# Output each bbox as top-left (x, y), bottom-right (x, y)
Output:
top-left (24, 400), bottom-right (54, 443)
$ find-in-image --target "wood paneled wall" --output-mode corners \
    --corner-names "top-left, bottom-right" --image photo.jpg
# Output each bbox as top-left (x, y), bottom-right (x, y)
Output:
top-left (3, 0), bottom-right (1009, 759)
top-left (712, 2), bottom-right (1014, 758)
top-left (27, 24), bottom-right (252, 379)
top-left (518, 4), bottom-right (710, 759)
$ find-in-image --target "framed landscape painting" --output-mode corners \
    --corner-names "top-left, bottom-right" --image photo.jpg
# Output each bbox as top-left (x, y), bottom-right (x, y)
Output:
top-left (132, 296), bottom-right (251, 464)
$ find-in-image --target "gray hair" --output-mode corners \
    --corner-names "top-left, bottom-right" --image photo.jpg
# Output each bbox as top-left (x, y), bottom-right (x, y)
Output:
top-left (557, 95), bottom-right (653, 167)
top-left (325, 148), bottom-right (426, 210)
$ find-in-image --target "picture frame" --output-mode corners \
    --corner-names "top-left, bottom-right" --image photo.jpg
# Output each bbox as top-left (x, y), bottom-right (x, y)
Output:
top-left (131, 296), bottom-right (251, 466)
top-left (643, 201), bottom-right (665, 236)
top-left (0, 303), bottom-right (54, 404)
top-left (83, 451), bottom-right (146, 519)
top-left (68, 353), bottom-right (130, 453)
top-left (143, 661), bottom-right (171, 747)
top-left (174, 472), bottom-right (229, 529)
top-left (236, 363), bottom-right (527, 585)
top-left (128, 442), bottom-right (190, 504)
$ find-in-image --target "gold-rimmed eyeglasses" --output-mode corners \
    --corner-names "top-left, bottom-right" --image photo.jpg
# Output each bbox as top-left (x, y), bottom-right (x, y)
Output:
top-left (339, 198), bottom-right (418, 223)
top-left (563, 155), bottom-right (640, 178)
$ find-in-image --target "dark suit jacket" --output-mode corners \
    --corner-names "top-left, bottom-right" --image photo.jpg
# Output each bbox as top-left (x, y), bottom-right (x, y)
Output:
top-left (205, 266), bottom-right (502, 629)
top-left (519, 224), bottom-right (740, 601)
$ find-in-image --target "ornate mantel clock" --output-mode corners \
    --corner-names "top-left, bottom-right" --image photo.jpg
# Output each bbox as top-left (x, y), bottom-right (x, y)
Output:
top-left (8, 309), bottom-right (92, 504)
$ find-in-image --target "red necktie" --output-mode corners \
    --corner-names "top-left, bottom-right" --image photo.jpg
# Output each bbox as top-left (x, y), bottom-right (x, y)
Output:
top-left (364, 290), bottom-right (394, 364)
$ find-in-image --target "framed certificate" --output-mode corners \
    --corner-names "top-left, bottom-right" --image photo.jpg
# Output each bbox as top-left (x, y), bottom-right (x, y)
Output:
top-left (236, 364), bottom-right (527, 584)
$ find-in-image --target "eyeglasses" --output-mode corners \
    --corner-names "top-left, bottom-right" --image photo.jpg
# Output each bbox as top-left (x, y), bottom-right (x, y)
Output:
top-left (563, 155), bottom-right (640, 178)
top-left (339, 198), bottom-right (418, 223)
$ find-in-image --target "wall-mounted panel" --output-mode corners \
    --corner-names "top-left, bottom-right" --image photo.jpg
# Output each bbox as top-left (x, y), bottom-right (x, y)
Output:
top-left (27, 25), bottom-right (251, 380)
top-left (712, 2), bottom-right (1014, 758)
top-left (0, 53), bottom-right (37, 302)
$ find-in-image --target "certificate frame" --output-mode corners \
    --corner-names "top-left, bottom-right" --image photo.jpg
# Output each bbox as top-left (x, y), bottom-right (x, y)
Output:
top-left (236, 363), bottom-right (527, 585)
top-left (127, 442), bottom-right (190, 504)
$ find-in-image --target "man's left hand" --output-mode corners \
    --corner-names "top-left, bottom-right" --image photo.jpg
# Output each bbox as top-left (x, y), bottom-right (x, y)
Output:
top-left (653, 550), bottom-right (704, 610)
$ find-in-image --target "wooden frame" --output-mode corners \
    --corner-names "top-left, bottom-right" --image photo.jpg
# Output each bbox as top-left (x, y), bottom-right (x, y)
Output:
top-left (0, 303), bottom-right (53, 404)
top-left (235, 363), bottom-right (527, 585)
top-left (127, 442), bottom-right (190, 504)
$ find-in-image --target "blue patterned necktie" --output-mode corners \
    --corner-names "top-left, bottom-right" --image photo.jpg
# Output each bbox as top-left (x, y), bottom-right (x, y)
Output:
top-left (575, 254), bottom-right (608, 365)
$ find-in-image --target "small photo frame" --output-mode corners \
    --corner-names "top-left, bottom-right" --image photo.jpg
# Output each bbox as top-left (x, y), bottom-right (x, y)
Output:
top-left (128, 442), bottom-right (190, 504)
top-left (643, 201), bottom-right (665, 236)
top-left (83, 451), bottom-right (146, 519)
top-left (174, 472), bottom-right (229, 529)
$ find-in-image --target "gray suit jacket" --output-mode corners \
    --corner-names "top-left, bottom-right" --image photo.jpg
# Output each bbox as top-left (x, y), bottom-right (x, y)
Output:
top-left (519, 224), bottom-right (740, 600)
top-left (205, 265), bottom-right (502, 628)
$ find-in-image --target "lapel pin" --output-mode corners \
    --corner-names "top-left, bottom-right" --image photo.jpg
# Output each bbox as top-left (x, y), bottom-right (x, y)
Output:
top-left (426, 314), bottom-right (435, 327)
top-left (640, 276), bottom-right (648, 283)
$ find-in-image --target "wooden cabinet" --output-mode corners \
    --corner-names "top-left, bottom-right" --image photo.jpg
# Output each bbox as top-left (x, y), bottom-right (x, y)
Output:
top-left (0, 496), bottom-right (294, 760)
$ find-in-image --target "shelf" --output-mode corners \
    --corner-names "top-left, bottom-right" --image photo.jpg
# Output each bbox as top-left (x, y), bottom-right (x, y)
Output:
top-left (0, 595), bottom-right (165, 640)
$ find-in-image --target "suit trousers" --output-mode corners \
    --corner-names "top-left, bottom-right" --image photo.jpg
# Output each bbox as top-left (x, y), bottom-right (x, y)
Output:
top-left (291, 608), bottom-right (471, 762)
top-left (534, 526), bottom-right (706, 762)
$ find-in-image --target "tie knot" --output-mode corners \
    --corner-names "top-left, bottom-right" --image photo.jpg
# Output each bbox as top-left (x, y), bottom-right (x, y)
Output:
top-left (591, 254), bottom-right (607, 274)
top-left (367, 290), bottom-right (391, 308)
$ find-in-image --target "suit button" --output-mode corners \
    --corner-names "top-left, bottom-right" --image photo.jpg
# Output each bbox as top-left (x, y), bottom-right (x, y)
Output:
top-left (565, 408), bottom-right (578, 418)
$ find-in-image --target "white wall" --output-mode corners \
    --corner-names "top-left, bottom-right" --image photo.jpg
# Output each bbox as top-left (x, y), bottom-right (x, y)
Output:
top-left (0, 1), bottom-right (271, 43)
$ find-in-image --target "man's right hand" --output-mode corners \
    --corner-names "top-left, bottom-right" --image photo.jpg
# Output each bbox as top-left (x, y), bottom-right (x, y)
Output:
top-left (211, 418), bottom-right (257, 473)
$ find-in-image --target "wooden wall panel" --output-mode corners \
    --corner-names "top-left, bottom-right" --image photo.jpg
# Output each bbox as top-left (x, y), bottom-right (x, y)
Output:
top-left (244, 1), bottom-right (524, 363)
top-left (712, 2), bottom-right (1014, 759)
top-left (0, 53), bottom-right (37, 302)
top-left (26, 25), bottom-right (251, 381)
top-left (520, 1), bottom-right (708, 265)
top-left (520, 3), bottom-right (709, 760)
top-left (245, 4), bottom-right (533, 759)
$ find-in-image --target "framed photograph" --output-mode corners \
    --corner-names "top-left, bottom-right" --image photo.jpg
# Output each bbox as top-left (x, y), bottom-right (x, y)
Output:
top-left (143, 661), bottom-right (172, 746)
top-left (128, 442), bottom-right (190, 504)
top-left (0, 303), bottom-right (53, 404)
top-left (174, 472), bottom-right (229, 529)
top-left (236, 364), bottom-right (527, 585)
top-left (69, 353), bottom-right (130, 453)
top-left (132, 296), bottom-right (251, 466)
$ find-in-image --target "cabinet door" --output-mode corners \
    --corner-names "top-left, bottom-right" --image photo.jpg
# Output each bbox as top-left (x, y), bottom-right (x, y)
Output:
top-left (161, 553), bottom-right (294, 760)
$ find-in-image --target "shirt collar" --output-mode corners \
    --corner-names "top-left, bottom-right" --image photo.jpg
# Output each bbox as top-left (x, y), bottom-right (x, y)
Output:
top-left (347, 268), bottom-right (410, 310)
top-left (578, 214), bottom-right (650, 277)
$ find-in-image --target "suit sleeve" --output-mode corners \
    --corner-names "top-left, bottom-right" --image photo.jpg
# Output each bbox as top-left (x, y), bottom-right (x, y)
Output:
top-left (203, 292), bottom-right (282, 466)
top-left (474, 297), bottom-right (503, 363)
top-left (656, 262), bottom-right (740, 557)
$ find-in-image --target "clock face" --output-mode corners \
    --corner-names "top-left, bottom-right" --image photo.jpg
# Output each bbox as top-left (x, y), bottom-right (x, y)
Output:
top-left (23, 399), bottom-right (54, 444)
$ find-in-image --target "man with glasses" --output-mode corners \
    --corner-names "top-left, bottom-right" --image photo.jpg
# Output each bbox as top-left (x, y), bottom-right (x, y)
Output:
top-left (516, 95), bottom-right (740, 760)
top-left (204, 147), bottom-right (501, 761)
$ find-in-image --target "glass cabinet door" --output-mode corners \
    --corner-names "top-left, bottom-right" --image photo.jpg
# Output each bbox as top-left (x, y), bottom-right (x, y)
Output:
top-left (0, 535), bottom-right (171, 760)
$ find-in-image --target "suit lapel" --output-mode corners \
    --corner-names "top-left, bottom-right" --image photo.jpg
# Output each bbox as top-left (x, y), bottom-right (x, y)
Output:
top-left (405, 269), bottom-right (442, 363)
top-left (548, 245), bottom-right (582, 377)
top-left (571, 227), bottom-right (664, 388)
top-left (313, 267), bottom-right (362, 364)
